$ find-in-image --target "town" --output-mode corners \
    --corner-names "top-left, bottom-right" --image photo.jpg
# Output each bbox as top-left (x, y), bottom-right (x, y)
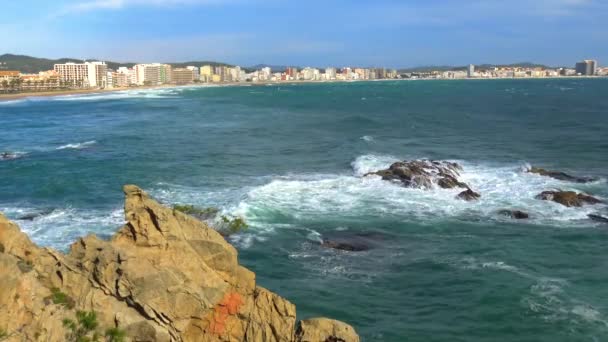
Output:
top-left (0, 59), bottom-right (604, 93)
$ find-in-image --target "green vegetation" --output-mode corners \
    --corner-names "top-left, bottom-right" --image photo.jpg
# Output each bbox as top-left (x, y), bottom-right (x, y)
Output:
top-left (173, 204), bottom-right (219, 219)
top-left (172, 203), bottom-right (248, 236)
top-left (48, 288), bottom-right (75, 309)
top-left (62, 311), bottom-right (126, 342)
top-left (220, 215), bottom-right (249, 235)
top-left (0, 328), bottom-right (7, 340)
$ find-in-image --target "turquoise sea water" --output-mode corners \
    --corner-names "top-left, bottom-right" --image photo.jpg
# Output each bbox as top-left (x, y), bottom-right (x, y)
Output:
top-left (1, 79), bottom-right (608, 341)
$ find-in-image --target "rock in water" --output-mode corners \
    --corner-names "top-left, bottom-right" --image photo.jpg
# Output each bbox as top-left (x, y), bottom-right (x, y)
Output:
top-left (589, 214), bottom-right (608, 224)
top-left (0, 185), bottom-right (358, 342)
top-left (457, 189), bottom-right (481, 201)
top-left (296, 318), bottom-right (360, 342)
top-left (527, 167), bottom-right (595, 183)
top-left (536, 190), bottom-right (603, 207)
top-left (320, 231), bottom-right (388, 252)
top-left (498, 210), bottom-right (530, 219)
top-left (366, 159), bottom-right (469, 190)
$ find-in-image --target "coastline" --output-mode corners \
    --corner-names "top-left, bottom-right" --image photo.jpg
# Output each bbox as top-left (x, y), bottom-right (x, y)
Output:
top-left (1, 76), bottom-right (605, 102)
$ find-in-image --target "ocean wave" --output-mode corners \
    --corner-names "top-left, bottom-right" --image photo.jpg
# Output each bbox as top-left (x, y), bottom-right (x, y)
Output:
top-left (56, 140), bottom-right (97, 150)
top-left (232, 155), bottom-right (606, 232)
top-left (0, 151), bottom-right (28, 161)
top-left (0, 205), bottom-right (125, 249)
top-left (360, 135), bottom-right (374, 143)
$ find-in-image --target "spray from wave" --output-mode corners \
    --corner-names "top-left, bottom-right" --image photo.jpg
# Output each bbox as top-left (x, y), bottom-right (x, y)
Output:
top-left (56, 140), bottom-right (97, 150)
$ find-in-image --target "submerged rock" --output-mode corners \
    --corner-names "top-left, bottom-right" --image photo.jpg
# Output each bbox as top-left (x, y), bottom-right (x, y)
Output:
top-left (16, 208), bottom-right (55, 221)
top-left (320, 231), bottom-right (387, 252)
top-left (536, 190), bottom-right (603, 207)
top-left (498, 210), bottom-right (530, 219)
top-left (589, 214), bottom-right (608, 224)
top-left (0, 152), bottom-right (24, 161)
top-left (527, 167), bottom-right (595, 183)
top-left (365, 159), bottom-right (469, 190)
top-left (457, 189), bottom-right (481, 201)
top-left (0, 185), bottom-right (358, 342)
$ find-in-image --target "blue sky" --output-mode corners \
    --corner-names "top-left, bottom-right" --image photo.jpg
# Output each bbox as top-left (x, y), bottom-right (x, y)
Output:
top-left (1, 0), bottom-right (607, 67)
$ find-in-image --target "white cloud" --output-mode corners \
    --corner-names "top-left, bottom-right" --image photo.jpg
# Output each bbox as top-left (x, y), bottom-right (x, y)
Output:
top-left (55, 0), bottom-right (235, 16)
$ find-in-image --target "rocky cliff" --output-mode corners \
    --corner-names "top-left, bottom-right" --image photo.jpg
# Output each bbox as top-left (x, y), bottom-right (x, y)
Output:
top-left (0, 185), bottom-right (359, 342)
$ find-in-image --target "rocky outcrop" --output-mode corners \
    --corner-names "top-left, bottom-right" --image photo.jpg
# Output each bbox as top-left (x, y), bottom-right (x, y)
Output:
top-left (527, 167), bottom-right (595, 183)
top-left (498, 210), bottom-right (529, 219)
top-left (536, 190), bottom-right (603, 207)
top-left (296, 318), bottom-right (360, 342)
top-left (457, 189), bottom-right (481, 201)
top-left (0, 185), bottom-right (359, 342)
top-left (365, 160), bottom-right (470, 190)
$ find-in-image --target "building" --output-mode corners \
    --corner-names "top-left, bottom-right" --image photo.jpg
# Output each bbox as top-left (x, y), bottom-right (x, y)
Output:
top-left (325, 68), bottom-right (337, 80)
top-left (575, 60), bottom-right (597, 76)
top-left (54, 62), bottom-right (107, 88)
top-left (160, 64), bottom-right (172, 84)
top-left (135, 64), bottom-right (163, 85)
top-left (468, 64), bottom-right (475, 78)
top-left (200, 65), bottom-right (213, 82)
top-left (186, 66), bottom-right (200, 81)
top-left (0, 71), bottom-right (20, 83)
top-left (172, 68), bottom-right (194, 84)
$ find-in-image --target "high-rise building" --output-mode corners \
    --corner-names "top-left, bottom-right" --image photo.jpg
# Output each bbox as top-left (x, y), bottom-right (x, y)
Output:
top-left (54, 62), bottom-right (107, 88)
top-left (575, 60), bottom-right (597, 76)
top-left (134, 64), bottom-right (165, 85)
top-left (86, 62), bottom-right (107, 88)
top-left (325, 68), bottom-right (337, 80)
top-left (468, 64), bottom-right (475, 78)
top-left (186, 66), bottom-right (200, 81)
top-left (171, 68), bottom-right (194, 84)
top-left (200, 65), bottom-right (213, 82)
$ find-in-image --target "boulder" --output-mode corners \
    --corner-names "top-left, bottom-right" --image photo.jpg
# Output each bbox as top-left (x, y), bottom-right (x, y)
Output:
top-left (498, 210), bottom-right (530, 219)
top-left (296, 318), bottom-right (360, 342)
top-left (589, 214), bottom-right (608, 224)
top-left (366, 159), bottom-right (469, 190)
top-left (457, 189), bottom-right (481, 201)
top-left (0, 185), bottom-right (357, 341)
top-left (320, 231), bottom-right (387, 252)
top-left (527, 167), bottom-right (595, 183)
top-left (536, 191), bottom-right (602, 207)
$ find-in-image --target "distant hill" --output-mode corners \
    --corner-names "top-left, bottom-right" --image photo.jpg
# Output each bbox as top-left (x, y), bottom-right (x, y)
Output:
top-left (0, 54), bottom-right (232, 73)
top-left (399, 62), bottom-right (553, 73)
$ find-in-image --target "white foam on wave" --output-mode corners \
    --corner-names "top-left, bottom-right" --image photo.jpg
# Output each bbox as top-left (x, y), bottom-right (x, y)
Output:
top-left (0, 151), bottom-right (28, 161)
top-left (232, 155), bottom-right (606, 231)
top-left (360, 135), bottom-right (374, 143)
top-left (56, 140), bottom-right (97, 150)
top-left (0, 205), bottom-right (125, 250)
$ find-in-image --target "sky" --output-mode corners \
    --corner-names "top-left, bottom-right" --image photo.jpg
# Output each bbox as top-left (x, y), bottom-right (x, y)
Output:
top-left (1, 0), bottom-right (607, 68)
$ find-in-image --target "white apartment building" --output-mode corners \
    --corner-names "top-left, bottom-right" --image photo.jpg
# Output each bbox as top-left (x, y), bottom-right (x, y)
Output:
top-left (54, 61), bottom-right (107, 88)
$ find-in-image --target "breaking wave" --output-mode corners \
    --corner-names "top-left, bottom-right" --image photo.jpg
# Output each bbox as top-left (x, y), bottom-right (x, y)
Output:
top-left (56, 140), bottom-right (97, 150)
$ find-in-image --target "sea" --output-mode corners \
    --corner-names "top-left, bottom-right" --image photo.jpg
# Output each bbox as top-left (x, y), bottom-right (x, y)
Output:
top-left (1, 79), bottom-right (608, 341)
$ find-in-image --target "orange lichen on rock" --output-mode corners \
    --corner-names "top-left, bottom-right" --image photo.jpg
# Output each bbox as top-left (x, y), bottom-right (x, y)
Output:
top-left (210, 291), bottom-right (244, 335)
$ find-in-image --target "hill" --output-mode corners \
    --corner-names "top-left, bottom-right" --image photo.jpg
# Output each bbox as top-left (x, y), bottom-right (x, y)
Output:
top-left (0, 54), bottom-right (233, 73)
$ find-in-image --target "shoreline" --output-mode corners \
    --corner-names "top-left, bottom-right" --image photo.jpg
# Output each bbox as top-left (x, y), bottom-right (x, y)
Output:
top-left (1, 76), bottom-right (605, 102)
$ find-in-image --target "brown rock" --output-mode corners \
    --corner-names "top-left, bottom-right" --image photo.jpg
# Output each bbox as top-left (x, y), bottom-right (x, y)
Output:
top-left (588, 214), bottom-right (608, 223)
top-left (498, 210), bottom-right (530, 219)
top-left (528, 167), bottom-right (595, 183)
top-left (0, 185), bottom-right (357, 342)
top-left (296, 318), bottom-right (360, 342)
top-left (457, 189), bottom-right (481, 201)
top-left (536, 190), bottom-right (602, 207)
top-left (366, 159), bottom-right (470, 190)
